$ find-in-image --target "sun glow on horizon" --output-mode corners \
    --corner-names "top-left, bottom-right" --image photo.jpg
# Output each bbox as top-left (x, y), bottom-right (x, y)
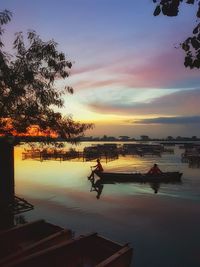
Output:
top-left (1, 0), bottom-right (200, 137)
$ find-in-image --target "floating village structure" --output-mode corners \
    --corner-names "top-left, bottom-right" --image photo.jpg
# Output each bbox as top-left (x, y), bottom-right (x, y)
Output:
top-left (181, 143), bottom-right (200, 167)
top-left (22, 143), bottom-right (174, 163)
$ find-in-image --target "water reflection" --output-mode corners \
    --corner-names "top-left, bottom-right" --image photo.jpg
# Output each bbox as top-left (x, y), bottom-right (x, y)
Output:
top-left (149, 182), bottom-right (160, 194)
top-left (21, 142), bottom-right (168, 163)
top-left (181, 143), bottom-right (200, 168)
top-left (14, 143), bottom-right (200, 267)
top-left (89, 178), bottom-right (104, 199)
top-left (88, 173), bottom-right (182, 198)
top-left (16, 143), bottom-right (186, 200)
top-left (189, 161), bottom-right (200, 168)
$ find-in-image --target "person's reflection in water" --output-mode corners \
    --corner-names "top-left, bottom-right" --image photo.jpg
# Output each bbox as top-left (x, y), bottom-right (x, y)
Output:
top-left (90, 178), bottom-right (104, 199)
top-left (149, 182), bottom-right (160, 194)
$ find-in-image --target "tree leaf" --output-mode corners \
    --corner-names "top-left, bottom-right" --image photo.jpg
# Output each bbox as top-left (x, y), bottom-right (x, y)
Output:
top-left (193, 25), bottom-right (199, 34)
top-left (186, 0), bottom-right (195, 4)
top-left (197, 5), bottom-right (200, 18)
top-left (153, 5), bottom-right (161, 16)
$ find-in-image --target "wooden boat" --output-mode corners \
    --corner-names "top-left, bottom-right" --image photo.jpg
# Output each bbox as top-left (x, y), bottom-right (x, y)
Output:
top-left (6, 233), bottom-right (133, 267)
top-left (0, 220), bottom-right (72, 266)
top-left (96, 171), bottom-right (182, 183)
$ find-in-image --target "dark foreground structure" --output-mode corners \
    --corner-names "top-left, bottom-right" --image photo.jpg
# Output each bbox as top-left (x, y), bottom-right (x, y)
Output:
top-left (0, 220), bottom-right (133, 267)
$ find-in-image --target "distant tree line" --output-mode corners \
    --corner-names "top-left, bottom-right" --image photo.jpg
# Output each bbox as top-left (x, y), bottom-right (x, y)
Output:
top-left (79, 135), bottom-right (200, 142)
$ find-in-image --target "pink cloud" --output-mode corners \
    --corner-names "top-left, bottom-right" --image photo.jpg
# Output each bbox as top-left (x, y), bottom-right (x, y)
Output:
top-left (86, 89), bottom-right (200, 116)
top-left (72, 79), bottom-right (118, 90)
top-left (71, 63), bottom-right (104, 76)
top-left (111, 49), bottom-right (200, 88)
top-left (69, 47), bottom-right (200, 91)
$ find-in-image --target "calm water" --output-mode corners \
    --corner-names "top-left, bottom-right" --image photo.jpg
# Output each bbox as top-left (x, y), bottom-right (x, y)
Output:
top-left (14, 142), bottom-right (200, 267)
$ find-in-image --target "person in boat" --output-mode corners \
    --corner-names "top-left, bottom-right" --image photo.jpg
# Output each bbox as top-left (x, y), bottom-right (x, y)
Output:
top-left (147, 163), bottom-right (163, 175)
top-left (88, 159), bottom-right (104, 180)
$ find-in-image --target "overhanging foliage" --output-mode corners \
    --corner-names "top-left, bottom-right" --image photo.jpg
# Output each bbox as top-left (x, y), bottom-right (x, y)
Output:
top-left (0, 10), bottom-right (92, 140)
top-left (153, 0), bottom-right (200, 69)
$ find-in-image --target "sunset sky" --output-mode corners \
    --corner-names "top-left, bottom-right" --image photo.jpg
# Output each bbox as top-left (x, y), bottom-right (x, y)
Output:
top-left (1, 0), bottom-right (200, 138)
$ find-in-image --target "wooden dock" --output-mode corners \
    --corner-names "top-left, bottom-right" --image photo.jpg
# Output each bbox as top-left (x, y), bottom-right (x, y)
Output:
top-left (0, 220), bottom-right (133, 267)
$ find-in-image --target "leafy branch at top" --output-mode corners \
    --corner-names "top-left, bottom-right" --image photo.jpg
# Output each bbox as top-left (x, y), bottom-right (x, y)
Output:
top-left (153, 0), bottom-right (200, 69)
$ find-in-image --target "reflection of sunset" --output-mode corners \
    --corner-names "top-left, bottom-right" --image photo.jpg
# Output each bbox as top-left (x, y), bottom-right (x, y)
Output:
top-left (14, 143), bottom-right (166, 197)
top-left (13, 143), bottom-right (200, 267)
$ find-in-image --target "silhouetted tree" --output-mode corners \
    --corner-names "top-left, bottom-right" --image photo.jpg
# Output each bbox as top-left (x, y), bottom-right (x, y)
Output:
top-left (102, 135), bottom-right (108, 140)
top-left (119, 136), bottom-right (130, 141)
top-left (153, 0), bottom-right (200, 69)
top-left (166, 136), bottom-right (174, 141)
top-left (0, 10), bottom-right (92, 204)
top-left (140, 135), bottom-right (150, 141)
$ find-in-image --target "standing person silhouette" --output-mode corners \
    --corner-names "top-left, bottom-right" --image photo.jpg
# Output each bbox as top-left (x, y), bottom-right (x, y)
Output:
top-left (88, 159), bottom-right (104, 180)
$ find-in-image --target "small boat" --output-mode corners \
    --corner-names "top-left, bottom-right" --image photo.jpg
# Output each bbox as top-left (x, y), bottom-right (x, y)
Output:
top-left (6, 233), bottom-right (133, 267)
top-left (96, 171), bottom-right (182, 183)
top-left (0, 220), bottom-right (72, 266)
